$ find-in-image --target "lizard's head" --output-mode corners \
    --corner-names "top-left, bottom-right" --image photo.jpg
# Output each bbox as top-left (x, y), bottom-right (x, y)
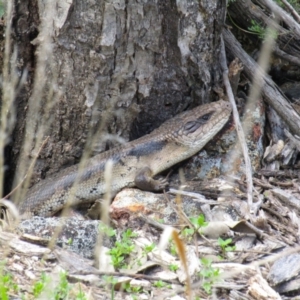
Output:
top-left (168, 100), bottom-right (232, 148)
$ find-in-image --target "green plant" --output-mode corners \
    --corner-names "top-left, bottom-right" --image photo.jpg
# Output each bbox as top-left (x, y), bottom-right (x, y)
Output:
top-left (103, 275), bottom-right (118, 300)
top-left (123, 282), bottom-right (143, 293)
top-left (108, 229), bottom-right (137, 269)
top-left (169, 240), bottom-right (177, 256)
top-left (75, 284), bottom-right (87, 300)
top-left (123, 229), bottom-right (138, 240)
top-left (190, 214), bottom-right (208, 229)
top-left (181, 227), bottom-right (194, 239)
top-left (54, 271), bottom-right (70, 300)
top-left (181, 214), bottom-right (209, 240)
top-left (169, 264), bottom-right (179, 272)
top-left (248, 20), bottom-right (266, 39)
top-left (199, 257), bottom-right (220, 294)
top-left (143, 243), bottom-right (155, 255)
top-left (218, 237), bottom-right (236, 258)
top-left (0, 272), bottom-right (19, 300)
top-left (153, 280), bottom-right (169, 288)
top-left (99, 223), bottom-right (116, 237)
top-left (248, 20), bottom-right (278, 40)
top-left (32, 271), bottom-right (87, 299)
top-left (32, 272), bottom-right (48, 297)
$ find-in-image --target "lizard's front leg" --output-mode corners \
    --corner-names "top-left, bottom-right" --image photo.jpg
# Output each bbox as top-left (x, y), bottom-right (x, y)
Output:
top-left (134, 167), bottom-right (168, 191)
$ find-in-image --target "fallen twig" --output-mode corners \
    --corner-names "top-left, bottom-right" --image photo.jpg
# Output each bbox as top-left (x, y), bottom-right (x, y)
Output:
top-left (223, 28), bottom-right (300, 135)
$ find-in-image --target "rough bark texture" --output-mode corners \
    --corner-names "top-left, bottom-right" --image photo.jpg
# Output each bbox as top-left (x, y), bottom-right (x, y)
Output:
top-left (10, 0), bottom-right (225, 188)
top-left (5, 0), bottom-right (39, 193)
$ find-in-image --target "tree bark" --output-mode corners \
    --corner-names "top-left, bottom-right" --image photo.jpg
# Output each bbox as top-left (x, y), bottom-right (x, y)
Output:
top-left (8, 0), bottom-right (226, 191)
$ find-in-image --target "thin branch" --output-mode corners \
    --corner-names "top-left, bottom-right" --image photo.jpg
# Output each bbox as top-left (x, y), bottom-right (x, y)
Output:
top-left (273, 45), bottom-right (300, 67)
top-left (259, 0), bottom-right (300, 37)
top-left (67, 270), bottom-right (179, 284)
top-left (280, 0), bottom-right (300, 23)
top-left (220, 36), bottom-right (254, 211)
top-left (223, 28), bottom-right (300, 135)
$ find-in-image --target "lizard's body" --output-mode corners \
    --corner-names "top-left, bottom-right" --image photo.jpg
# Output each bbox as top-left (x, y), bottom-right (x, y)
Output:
top-left (19, 100), bottom-right (232, 217)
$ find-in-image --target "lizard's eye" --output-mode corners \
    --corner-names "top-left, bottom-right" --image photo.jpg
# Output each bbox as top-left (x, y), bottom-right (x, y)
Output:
top-left (200, 113), bottom-right (211, 122)
top-left (183, 113), bottom-right (212, 134)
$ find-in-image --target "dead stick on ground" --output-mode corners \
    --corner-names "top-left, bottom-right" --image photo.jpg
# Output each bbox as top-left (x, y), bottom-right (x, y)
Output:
top-left (223, 28), bottom-right (300, 135)
top-left (280, 0), bottom-right (300, 23)
top-left (273, 45), bottom-right (300, 68)
top-left (259, 0), bottom-right (300, 36)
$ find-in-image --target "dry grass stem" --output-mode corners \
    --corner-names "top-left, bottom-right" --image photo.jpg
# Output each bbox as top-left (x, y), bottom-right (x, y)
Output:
top-left (220, 35), bottom-right (254, 212)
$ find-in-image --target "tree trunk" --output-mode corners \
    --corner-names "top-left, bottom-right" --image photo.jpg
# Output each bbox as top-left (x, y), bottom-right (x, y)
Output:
top-left (7, 0), bottom-right (226, 194)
